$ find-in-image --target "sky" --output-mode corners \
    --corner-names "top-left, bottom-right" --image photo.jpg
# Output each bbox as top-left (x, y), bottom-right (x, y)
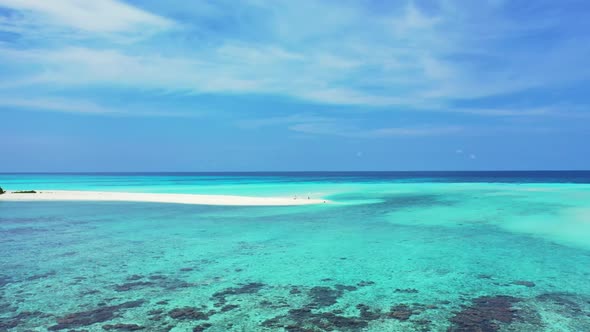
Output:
top-left (0, 0), bottom-right (589, 171)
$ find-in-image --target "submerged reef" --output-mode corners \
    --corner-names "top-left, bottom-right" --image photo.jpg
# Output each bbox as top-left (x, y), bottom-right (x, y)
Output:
top-left (4, 275), bottom-right (584, 332)
top-left (262, 301), bottom-right (432, 331)
top-left (388, 304), bottom-right (418, 321)
top-left (114, 274), bottom-right (193, 292)
top-left (6, 271), bottom-right (588, 331)
top-left (168, 307), bottom-right (215, 321)
top-left (0, 311), bottom-right (50, 330)
top-left (192, 323), bottom-right (213, 331)
top-left (394, 288), bottom-right (420, 294)
top-left (48, 300), bottom-right (144, 330)
top-left (261, 280), bottom-right (436, 331)
top-left (262, 306), bottom-right (370, 331)
top-left (102, 323), bottom-right (145, 330)
top-left (211, 282), bottom-right (265, 307)
top-left (308, 285), bottom-right (357, 308)
top-left (512, 280), bottom-right (536, 288)
top-left (448, 295), bottom-right (520, 332)
top-left (0, 275), bottom-right (11, 288)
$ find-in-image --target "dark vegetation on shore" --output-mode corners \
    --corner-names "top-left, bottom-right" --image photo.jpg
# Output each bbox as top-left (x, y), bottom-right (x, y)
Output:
top-left (0, 187), bottom-right (38, 194)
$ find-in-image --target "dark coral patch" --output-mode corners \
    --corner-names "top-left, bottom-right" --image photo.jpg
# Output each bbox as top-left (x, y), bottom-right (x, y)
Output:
top-left (259, 300), bottom-right (273, 307)
top-left (116, 275), bottom-right (193, 292)
top-left (448, 295), bottom-right (520, 332)
top-left (157, 277), bottom-right (194, 290)
top-left (126, 275), bottom-right (143, 281)
top-left (26, 270), bottom-right (57, 281)
top-left (149, 275), bottom-right (166, 280)
top-left (357, 280), bottom-right (375, 287)
top-left (356, 304), bottom-right (382, 320)
top-left (48, 300), bottom-right (144, 330)
top-left (388, 304), bottom-right (416, 321)
top-left (394, 288), bottom-right (419, 294)
top-left (220, 304), bottom-right (239, 312)
top-left (81, 289), bottom-right (101, 296)
top-left (0, 311), bottom-right (49, 330)
top-left (536, 293), bottom-right (585, 316)
top-left (148, 309), bottom-right (164, 315)
top-left (102, 323), bottom-right (144, 330)
top-left (0, 275), bottom-right (12, 288)
top-left (413, 318), bottom-right (433, 331)
top-left (0, 318), bottom-right (18, 330)
top-left (0, 302), bottom-right (16, 315)
top-left (211, 282), bottom-right (265, 306)
top-left (193, 323), bottom-right (212, 331)
top-left (262, 306), bottom-right (370, 331)
top-left (213, 282), bottom-right (265, 297)
top-left (308, 285), bottom-right (357, 308)
top-left (147, 309), bottom-right (164, 322)
top-left (114, 281), bottom-right (154, 292)
top-left (477, 274), bottom-right (493, 279)
top-left (308, 286), bottom-right (341, 307)
top-left (335, 284), bottom-right (357, 292)
top-left (512, 280), bottom-right (536, 288)
top-left (169, 307), bottom-right (215, 321)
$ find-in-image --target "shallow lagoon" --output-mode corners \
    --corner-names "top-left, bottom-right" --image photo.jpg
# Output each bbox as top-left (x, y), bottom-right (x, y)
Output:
top-left (1, 174), bottom-right (590, 331)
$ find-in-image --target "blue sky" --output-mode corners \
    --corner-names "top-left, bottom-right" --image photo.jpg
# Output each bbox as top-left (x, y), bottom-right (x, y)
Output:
top-left (1, 0), bottom-right (589, 171)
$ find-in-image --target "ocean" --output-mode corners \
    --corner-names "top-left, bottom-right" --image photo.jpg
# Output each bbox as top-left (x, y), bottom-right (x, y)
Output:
top-left (1, 172), bottom-right (590, 331)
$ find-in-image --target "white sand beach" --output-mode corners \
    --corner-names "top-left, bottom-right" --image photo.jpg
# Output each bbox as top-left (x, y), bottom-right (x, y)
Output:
top-left (0, 190), bottom-right (326, 206)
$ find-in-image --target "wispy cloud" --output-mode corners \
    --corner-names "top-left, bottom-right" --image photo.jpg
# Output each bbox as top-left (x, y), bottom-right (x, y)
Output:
top-left (0, 45), bottom-right (435, 107)
top-left (0, 97), bottom-right (118, 114)
top-left (288, 122), bottom-right (463, 138)
top-left (0, 0), bottom-right (589, 121)
top-left (0, 96), bottom-right (201, 117)
top-left (0, 0), bottom-right (173, 36)
top-left (236, 114), bottom-right (330, 130)
top-left (238, 112), bottom-right (464, 138)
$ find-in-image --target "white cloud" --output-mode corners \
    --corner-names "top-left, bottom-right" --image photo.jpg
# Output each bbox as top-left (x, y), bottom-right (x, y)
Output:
top-left (390, 2), bottom-right (441, 36)
top-left (0, 0), bottom-right (588, 117)
top-left (0, 97), bottom-right (117, 114)
top-left (0, 0), bottom-right (173, 34)
top-left (0, 45), bottom-right (432, 107)
top-left (236, 114), bottom-right (330, 129)
top-left (0, 96), bottom-right (199, 117)
top-left (0, 0), bottom-right (450, 107)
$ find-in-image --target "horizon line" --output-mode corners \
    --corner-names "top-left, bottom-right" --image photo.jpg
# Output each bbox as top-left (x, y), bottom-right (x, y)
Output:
top-left (1, 170), bottom-right (590, 174)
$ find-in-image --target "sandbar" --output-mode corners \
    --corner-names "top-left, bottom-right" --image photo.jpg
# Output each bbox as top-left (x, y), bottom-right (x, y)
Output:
top-left (0, 190), bottom-right (327, 206)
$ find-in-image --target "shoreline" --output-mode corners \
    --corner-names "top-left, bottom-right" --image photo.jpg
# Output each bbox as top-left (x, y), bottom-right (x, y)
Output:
top-left (0, 190), bottom-right (327, 206)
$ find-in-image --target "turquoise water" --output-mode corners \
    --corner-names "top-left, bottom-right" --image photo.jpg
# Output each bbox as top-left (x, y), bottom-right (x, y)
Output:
top-left (1, 173), bottom-right (590, 331)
